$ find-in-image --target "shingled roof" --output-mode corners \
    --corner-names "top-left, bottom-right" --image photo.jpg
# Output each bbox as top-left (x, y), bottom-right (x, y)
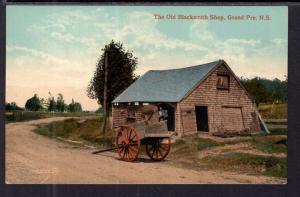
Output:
top-left (113, 60), bottom-right (222, 103)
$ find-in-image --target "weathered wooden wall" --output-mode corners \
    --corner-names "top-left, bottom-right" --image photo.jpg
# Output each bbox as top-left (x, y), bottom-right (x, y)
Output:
top-left (176, 64), bottom-right (261, 135)
top-left (112, 104), bottom-right (160, 128)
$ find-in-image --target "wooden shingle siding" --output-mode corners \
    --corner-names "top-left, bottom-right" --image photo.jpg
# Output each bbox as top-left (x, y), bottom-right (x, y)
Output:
top-left (221, 107), bottom-right (244, 131)
top-left (177, 64), bottom-right (261, 135)
top-left (112, 104), bottom-right (160, 127)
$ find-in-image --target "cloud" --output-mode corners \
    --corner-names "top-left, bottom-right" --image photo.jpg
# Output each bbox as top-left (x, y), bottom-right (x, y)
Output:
top-left (28, 23), bottom-right (66, 32)
top-left (50, 31), bottom-right (96, 48)
top-left (7, 45), bottom-right (69, 65)
top-left (113, 11), bottom-right (208, 52)
top-left (271, 38), bottom-right (286, 46)
top-left (218, 38), bottom-right (261, 47)
top-left (190, 21), bottom-right (215, 42)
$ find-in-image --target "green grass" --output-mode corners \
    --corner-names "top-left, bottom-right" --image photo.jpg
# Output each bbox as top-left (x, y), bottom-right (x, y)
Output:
top-left (215, 134), bottom-right (286, 154)
top-left (269, 128), bottom-right (287, 135)
top-left (35, 118), bottom-right (114, 147)
top-left (172, 136), bottom-right (223, 154)
top-left (36, 118), bottom-right (78, 138)
top-left (200, 152), bottom-right (286, 178)
top-left (173, 135), bottom-right (286, 154)
top-left (169, 135), bottom-right (286, 178)
top-left (194, 137), bottom-right (222, 151)
top-left (237, 131), bottom-right (287, 154)
top-left (250, 135), bottom-right (287, 154)
top-left (172, 139), bottom-right (186, 148)
top-left (258, 103), bottom-right (287, 119)
top-left (5, 111), bottom-right (98, 123)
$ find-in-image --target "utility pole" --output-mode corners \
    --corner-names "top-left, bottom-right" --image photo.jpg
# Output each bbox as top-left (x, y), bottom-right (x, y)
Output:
top-left (102, 50), bottom-right (108, 135)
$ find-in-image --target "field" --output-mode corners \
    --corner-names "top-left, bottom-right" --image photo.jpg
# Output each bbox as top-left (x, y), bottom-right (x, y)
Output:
top-left (5, 111), bottom-right (99, 123)
top-left (258, 103), bottom-right (287, 119)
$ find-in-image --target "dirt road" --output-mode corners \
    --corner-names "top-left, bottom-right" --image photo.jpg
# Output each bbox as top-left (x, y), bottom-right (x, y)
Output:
top-left (6, 117), bottom-right (285, 184)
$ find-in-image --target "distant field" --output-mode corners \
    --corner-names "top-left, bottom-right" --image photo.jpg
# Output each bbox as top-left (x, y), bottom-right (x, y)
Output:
top-left (259, 103), bottom-right (287, 119)
top-left (5, 111), bottom-right (100, 123)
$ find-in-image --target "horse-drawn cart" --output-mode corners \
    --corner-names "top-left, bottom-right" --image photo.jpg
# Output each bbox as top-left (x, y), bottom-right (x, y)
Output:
top-left (93, 105), bottom-right (173, 162)
top-left (115, 121), bottom-right (172, 162)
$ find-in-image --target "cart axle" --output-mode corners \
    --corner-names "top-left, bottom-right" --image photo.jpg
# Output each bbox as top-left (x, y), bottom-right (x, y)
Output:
top-left (92, 147), bottom-right (117, 154)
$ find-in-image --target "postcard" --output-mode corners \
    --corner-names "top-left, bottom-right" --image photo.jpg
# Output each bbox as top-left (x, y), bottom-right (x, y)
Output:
top-left (5, 5), bottom-right (287, 184)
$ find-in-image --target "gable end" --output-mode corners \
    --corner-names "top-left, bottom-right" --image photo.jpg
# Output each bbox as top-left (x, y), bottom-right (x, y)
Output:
top-left (180, 60), bottom-right (256, 105)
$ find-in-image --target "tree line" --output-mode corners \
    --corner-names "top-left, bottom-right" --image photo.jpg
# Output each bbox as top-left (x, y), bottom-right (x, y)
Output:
top-left (240, 76), bottom-right (287, 105)
top-left (5, 92), bottom-right (82, 112)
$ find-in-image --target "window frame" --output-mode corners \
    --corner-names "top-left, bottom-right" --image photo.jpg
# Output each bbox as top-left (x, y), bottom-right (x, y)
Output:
top-left (216, 74), bottom-right (230, 90)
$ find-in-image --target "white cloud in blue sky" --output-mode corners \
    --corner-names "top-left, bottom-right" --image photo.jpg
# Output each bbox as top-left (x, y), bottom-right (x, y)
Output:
top-left (6, 6), bottom-right (288, 110)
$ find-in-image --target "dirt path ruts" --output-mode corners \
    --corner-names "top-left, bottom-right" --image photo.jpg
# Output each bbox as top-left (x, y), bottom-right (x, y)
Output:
top-left (198, 143), bottom-right (286, 159)
top-left (6, 117), bottom-right (286, 184)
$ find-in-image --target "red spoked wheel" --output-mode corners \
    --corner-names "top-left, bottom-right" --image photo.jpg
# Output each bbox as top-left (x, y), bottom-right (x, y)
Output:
top-left (115, 125), bottom-right (141, 162)
top-left (146, 137), bottom-right (171, 161)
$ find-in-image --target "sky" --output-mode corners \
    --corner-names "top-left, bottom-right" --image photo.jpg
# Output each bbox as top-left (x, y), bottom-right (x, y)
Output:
top-left (6, 6), bottom-right (288, 111)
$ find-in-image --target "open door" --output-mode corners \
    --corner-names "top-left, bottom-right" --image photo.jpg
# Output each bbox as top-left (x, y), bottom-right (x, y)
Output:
top-left (195, 106), bottom-right (208, 132)
top-left (158, 103), bottom-right (175, 131)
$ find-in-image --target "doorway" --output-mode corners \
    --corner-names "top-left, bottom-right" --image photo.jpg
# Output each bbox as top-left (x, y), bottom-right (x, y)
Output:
top-left (158, 103), bottom-right (175, 131)
top-left (195, 106), bottom-right (209, 132)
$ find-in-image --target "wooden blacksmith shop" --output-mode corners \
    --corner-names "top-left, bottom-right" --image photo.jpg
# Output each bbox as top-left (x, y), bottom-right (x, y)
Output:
top-left (112, 60), bottom-right (262, 136)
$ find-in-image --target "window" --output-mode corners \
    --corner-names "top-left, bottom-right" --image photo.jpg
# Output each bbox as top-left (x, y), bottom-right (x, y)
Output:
top-left (217, 74), bottom-right (229, 90)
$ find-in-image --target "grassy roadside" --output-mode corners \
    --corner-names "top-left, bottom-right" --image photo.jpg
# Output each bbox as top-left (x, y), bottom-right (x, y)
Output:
top-left (35, 118), bottom-right (114, 148)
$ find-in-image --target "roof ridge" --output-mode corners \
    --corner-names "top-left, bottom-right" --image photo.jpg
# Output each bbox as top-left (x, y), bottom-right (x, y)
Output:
top-left (147, 60), bottom-right (221, 72)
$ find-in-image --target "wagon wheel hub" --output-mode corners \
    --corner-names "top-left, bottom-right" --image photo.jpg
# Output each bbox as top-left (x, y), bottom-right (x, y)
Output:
top-left (146, 137), bottom-right (171, 161)
top-left (115, 126), bottom-right (141, 162)
top-left (124, 136), bottom-right (130, 146)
